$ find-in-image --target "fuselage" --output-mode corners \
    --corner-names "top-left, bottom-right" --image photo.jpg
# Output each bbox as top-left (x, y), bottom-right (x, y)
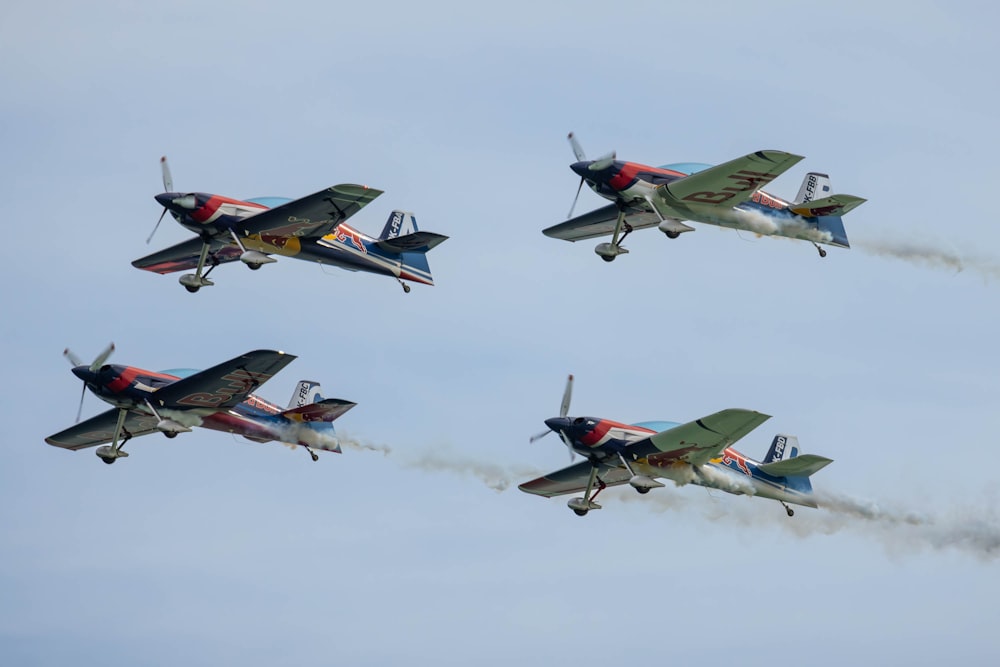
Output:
top-left (155, 192), bottom-right (433, 285)
top-left (548, 414), bottom-right (817, 507)
top-left (571, 159), bottom-right (848, 248)
top-left (72, 363), bottom-right (313, 444)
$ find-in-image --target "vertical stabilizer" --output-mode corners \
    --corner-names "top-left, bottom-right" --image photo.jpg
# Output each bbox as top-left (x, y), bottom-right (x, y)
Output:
top-left (379, 210), bottom-right (419, 240)
top-left (794, 172), bottom-right (832, 205)
top-left (288, 380), bottom-right (323, 409)
top-left (763, 434), bottom-right (800, 464)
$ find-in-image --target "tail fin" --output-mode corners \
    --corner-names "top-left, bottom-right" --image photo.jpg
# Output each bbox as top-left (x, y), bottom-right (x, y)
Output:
top-left (379, 210), bottom-right (419, 240)
top-left (762, 434), bottom-right (798, 463)
top-left (288, 381), bottom-right (323, 409)
top-left (794, 172), bottom-right (831, 204)
top-left (757, 435), bottom-right (833, 495)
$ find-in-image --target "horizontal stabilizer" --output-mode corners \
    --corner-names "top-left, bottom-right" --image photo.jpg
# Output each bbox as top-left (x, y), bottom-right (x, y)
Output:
top-left (757, 454), bottom-right (833, 478)
top-left (375, 231), bottom-right (448, 254)
top-left (789, 194), bottom-right (866, 218)
top-left (280, 398), bottom-right (356, 423)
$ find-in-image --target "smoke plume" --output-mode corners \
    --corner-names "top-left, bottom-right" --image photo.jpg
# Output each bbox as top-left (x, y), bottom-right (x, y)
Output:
top-left (855, 237), bottom-right (1000, 280)
top-left (333, 432), bottom-right (1000, 559)
top-left (336, 432), bottom-right (541, 491)
top-left (617, 484), bottom-right (1000, 560)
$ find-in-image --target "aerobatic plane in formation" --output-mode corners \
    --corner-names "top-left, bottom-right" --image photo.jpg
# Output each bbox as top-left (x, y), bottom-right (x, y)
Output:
top-left (520, 375), bottom-right (833, 517)
top-left (134, 157), bottom-right (447, 293)
top-left (545, 133), bottom-right (865, 261)
top-left (45, 344), bottom-right (354, 464)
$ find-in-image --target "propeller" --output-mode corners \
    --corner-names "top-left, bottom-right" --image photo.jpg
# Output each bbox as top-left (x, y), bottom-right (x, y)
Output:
top-left (64, 343), bottom-right (115, 423)
top-left (530, 374), bottom-right (577, 460)
top-left (565, 133), bottom-right (615, 219)
top-left (147, 156), bottom-right (174, 244)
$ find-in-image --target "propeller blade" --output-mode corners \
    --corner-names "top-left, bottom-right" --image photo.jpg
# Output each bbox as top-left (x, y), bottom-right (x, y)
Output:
top-left (529, 429), bottom-right (552, 444)
top-left (568, 132), bottom-right (586, 161)
top-left (89, 342), bottom-right (115, 372)
top-left (63, 348), bottom-right (83, 367)
top-left (161, 156), bottom-right (173, 192)
top-left (567, 177), bottom-right (584, 219)
top-left (559, 374), bottom-right (574, 418)
top-left (588, 151), bottom-right (616, 171)
top-left (75, 382), bottom-right (86, 423)
top-left (559, 431), bottom-right (576, 462)
top-left (147, 207), bottom-right (168, 245)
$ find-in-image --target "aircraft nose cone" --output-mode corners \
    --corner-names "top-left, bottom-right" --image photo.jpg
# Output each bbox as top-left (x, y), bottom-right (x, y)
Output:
top-left (71, 366), bottom-right (93, 382)
top-left (545, 417), bottom-right (570, 432)
top-left (155, 192), bottom-right (176, 207)
top-left (570, 161), bottom-right (591, 178)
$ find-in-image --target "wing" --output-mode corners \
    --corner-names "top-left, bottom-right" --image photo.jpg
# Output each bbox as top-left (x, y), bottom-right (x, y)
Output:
top-left (519, 409), bottom-right (770, 498)
top-left (631, 408), bottom-right (771, 466)
top-left (237, 184), bottom-right (383, 239)
top-left (659, 150), bottom-right (804, 209)
top-left (151, 350), bottom-right (297, 410)
top-left (519, 459), bottom-right (633, 498)
top-left (542, 203), bottom-right (661, 242)
top-left (279, 398), bottom-right (357, 423)
top-left (45, 409), bottom-right (161, 450)
top-left (132, 236), bottom-right (241, 275)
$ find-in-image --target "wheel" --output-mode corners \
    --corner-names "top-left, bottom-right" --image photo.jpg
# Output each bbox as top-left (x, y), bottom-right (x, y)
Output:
top-left (184, 284), bottom-right (200, 293)
top-left (818, 248), bottom-right (827, 258)
top-left (310, 452), bottom-right (319, 462)
top-left (164, 431), bottom-right (178, 439)
top-left (636, 487), bottom-right (650, 495)
top-left (600, 255), bottom-right (615, 263)
top-left (665, 231), bottom-right (680, 239)
top-left (572, 508), bottom-right (589, 517)
top-left (786, 507), bottom-right (795, 517)
top-left (402, 283), bottom-right (411, 293)
top-left (247, 263), bottom-right (262, 271)
top-left (100, 457), bottom-right (116, 465)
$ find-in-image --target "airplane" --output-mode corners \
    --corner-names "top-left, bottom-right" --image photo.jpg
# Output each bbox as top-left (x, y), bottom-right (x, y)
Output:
top-left (544, 133), bottom-right (866, 261)
top-left (45, 343), bottom-right (356, 464)
top-left (519, 375), bottom-right (833, 517)
top-left (133, 157), bottom-right (448, 293)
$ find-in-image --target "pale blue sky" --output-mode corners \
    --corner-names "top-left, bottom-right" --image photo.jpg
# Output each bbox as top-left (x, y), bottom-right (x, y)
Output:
top-left (2, 1), bottom-right (998, 664)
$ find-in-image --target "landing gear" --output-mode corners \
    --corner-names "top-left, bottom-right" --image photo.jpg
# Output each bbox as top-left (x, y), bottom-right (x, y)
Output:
top-left (780, 501), bottom-right (795, 517)
top-left (164, 431), bottom-right (177, 439)
top-left (664, 231), bottom-right (680, 239)
top-left (229, 230), bottom-right (276, 271)
top-left (619, 452), bottom-right (665, 494)
top-left (95, 409), bottom-right (132, 465)
top-left (305, 446), bottom-right (319, 462)
top-left (567, 465), bottom-right (606, 516)
top-left (812, 242), bottom-right (827, 258)
top-left (594, 207), bottom-right (632, 262)
top-left (179, 241), bottom-right (216, 293)
top-left (397, 278), bottom-right (411, 293)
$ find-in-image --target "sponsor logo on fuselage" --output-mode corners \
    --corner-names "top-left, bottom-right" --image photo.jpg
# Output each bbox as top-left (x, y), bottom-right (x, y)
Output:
top-left (334, 225), bottom-right (367, 254)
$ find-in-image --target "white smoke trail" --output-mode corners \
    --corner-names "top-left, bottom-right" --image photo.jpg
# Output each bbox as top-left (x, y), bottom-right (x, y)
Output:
top-left (335, 433), bottom-right (540, 491)
top-left (331, 433), bottom-right (1000, 559)
top-left (855, 237), bottom-right (1000, 280)
top-left (616, 484), bottom-right (1000, 560)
